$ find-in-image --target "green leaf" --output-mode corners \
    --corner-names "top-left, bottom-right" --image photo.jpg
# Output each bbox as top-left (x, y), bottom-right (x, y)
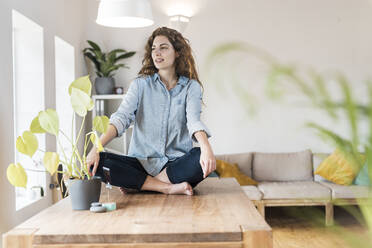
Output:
top-left (84, 52), bottom-right (101, 72)
top-left (96, 71), bottom-right (103, 77)
top-left (16, 131), bottom-right (38, 157)
top-left (43, 152), bottom-right (60, 175)
top-left (105, 65), bottom-right (124, 75)
top-left (7, 163), bottom-right (27, 188)
top-left (338, 75), bottom-right (359, 149)
top-left (90, 132), bottom-right (104, 152)
top-left (70, 87), bottom-right (94, 117)
top-left (265, 66), bottom-right (286, 99)
top-left (114, 51), bottom-right (136, 62)
top-left (107, 49), bottom-right (127, 63)
top-left (108, 49), bottom-right (126, 56)
top-left (39, 109), bottom-right (59, 136)
top-left (68, 75), bottom-right (92, 96)
top-left (85, 47), bottom-right (104, 62)
top-left (98, 53), bottom-right (107, 65)
top-left (99, 61), bottom-right (112, 75)
top-left (87, 40), bottom-right (101, 52)
top-left (308, 70), bottom-right (338, 119)
top-left (306, 122), bottom-right (363, 167)
top-left (30, 113), bottom-right (46, 133)
top-left (93, 116), bottom-right (109, 134)
top-left (306, 122), bottom-right (352, 151)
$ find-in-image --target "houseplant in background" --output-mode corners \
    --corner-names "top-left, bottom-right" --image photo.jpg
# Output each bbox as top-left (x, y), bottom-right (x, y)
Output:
top-left (262, 66), bottom-right (372, 248)
top-left (83, 40), bottom-right (136, 95)
top-left (206, 42), bottom-right (372, 247)
top-left (6, 75), bottom-right (110, 210)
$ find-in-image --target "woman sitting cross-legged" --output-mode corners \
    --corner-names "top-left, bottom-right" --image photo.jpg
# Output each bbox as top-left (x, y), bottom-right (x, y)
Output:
top-left (86, 27), bottom-right (216, 196)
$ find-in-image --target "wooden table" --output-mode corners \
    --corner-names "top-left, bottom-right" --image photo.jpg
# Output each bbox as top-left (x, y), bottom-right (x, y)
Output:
top-left (3, 178), bottom-right (272, 248)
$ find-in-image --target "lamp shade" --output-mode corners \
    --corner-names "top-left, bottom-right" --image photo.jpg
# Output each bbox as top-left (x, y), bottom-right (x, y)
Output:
top-left (96, 0), bottom-right (154, 28)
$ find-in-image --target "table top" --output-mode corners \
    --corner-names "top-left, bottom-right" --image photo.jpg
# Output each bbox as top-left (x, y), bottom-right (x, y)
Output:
top-left (14, 178), bottom-right (270, 245)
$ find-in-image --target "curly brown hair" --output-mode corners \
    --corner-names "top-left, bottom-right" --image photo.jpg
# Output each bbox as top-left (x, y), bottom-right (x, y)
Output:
top-left (138, 27), bottom-right (203, 90)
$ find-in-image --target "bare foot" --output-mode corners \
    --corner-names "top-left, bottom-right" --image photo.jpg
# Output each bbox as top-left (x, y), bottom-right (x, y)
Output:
top-left (119, 187), bottom-right (140, 195)
top-left (167, 182), bottom-right (193, 195)
top-left (119, 187), bottom-right (127, 196)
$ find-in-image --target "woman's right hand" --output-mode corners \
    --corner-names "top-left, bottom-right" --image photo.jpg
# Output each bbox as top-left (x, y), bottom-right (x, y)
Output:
top-left (85, 124), bottom-right (118, 177)
top-left (86, 147), bottom-right (100, 177)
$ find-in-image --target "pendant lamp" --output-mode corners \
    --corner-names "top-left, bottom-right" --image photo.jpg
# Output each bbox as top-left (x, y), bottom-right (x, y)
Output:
top-left (96, 0), bottom-right (154, 28)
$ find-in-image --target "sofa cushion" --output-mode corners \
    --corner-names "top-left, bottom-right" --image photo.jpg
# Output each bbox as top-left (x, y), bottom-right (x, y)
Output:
top-left (315, 149), bottom-right (364, 185)
top-left (313, 153), bottom-right (332, 182)
top-left (258, 181), bottom-right (331, 200)
top-left (319, 181), bottom-right (372, 199)
top-left (216, 159), bottom-right (257, 186)
top-left (253, 149), bottom-right (313, 181)
top-left (215, 152), bottom-right (253, 177)
top-left (353, 162), bottom-right (370, 186)
top-left (241, 186), bottom-right (262, 200)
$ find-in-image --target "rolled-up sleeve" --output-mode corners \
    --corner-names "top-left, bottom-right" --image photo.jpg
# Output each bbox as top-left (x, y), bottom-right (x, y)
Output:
top-left (185, 80), bottom-right (212, 142)
top-left (109, 79), bottom-right (140, 137)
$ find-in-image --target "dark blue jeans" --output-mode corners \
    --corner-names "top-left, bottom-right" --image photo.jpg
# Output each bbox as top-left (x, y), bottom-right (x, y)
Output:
top-left (95, 147), bottom-right (204, 190)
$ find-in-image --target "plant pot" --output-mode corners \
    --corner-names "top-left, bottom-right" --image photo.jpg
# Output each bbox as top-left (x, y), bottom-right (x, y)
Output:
top-left (95, 77), bottom-right (115, 95)
top-left (68, 178), bottom-right (101, 210)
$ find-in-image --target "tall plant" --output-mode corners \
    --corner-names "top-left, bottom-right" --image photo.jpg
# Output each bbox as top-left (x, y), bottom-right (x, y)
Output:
top-left (7, 76), bottom-right (109, 190)
top-left (83, 40), bottom-right (136, 78)
top-left (206, 42), bottom-right (372, 247)
top-left (264, 64), bottom-right (372, 247)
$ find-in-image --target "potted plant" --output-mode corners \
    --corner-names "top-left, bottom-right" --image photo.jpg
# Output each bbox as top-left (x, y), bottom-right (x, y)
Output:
top-left (83, 40), bottom-right (136, 95)
top-left (6, 76), bottom-right (110, 210)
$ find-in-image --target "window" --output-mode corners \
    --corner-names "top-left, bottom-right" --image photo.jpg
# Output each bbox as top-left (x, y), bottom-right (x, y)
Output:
top-left (12, 10), bottom-right (46, 210)
top-left (55, 36), bottom-right (75, 158)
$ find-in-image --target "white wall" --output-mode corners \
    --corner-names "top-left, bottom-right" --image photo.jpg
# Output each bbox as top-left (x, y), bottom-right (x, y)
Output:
top-left (83, 0), bottom-right (372, 154)
top-left (0, 0), bottom-right (87, 246)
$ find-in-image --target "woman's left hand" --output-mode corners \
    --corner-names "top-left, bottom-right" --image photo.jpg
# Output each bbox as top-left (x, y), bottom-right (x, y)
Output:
top-left (200, 147), bottom-right (216, 178)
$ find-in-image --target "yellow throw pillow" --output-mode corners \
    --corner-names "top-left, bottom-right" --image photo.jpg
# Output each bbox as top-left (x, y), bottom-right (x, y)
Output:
top-left (216, 159), bottom-right (258, 186)
top-left (315, 149), bottom-right (364, 185)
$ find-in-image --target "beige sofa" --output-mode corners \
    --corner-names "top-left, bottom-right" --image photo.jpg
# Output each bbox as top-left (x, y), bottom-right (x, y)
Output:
top-left (215, 149), bottom-right (371, 226)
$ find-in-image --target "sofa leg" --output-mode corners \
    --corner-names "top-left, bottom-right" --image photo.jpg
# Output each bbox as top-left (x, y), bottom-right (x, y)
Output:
top-left (257, 202), bottom-right (265, 218)
top-left (325, 203), bottom-right (334, 226)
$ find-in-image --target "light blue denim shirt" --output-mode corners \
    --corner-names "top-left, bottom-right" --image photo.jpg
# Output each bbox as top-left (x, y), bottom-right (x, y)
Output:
top-left (109, 73), bottom-right (211, 176)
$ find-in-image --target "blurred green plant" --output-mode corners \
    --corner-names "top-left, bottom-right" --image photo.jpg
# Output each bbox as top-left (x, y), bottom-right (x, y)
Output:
top-left (206, 42), bottom-right (372, 247)
top-left (7, 76), bottom-right (109, 191)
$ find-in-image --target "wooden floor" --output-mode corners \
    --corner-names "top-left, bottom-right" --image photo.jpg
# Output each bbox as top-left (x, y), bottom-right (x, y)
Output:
top-left (266, 206), bottom-right (370, 248)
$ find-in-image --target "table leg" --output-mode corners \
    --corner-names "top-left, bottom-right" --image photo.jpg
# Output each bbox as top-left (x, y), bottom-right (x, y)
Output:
top-left (241, 225), bottom-right (273, 248)
top-left (3, 228), bottom-right (37, 248)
